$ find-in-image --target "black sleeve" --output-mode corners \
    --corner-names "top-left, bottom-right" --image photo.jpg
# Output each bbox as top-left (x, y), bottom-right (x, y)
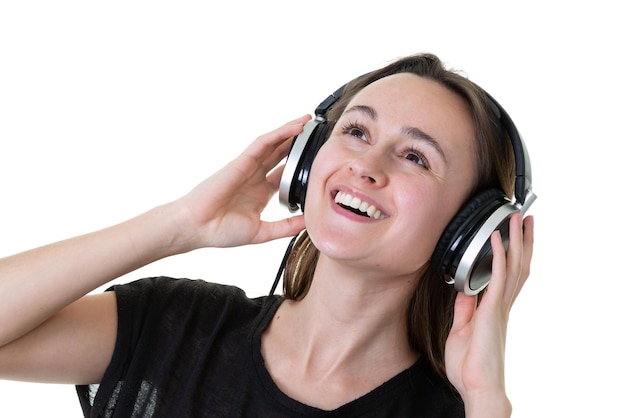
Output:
top-left (76, 277), bottom-right (258, 417)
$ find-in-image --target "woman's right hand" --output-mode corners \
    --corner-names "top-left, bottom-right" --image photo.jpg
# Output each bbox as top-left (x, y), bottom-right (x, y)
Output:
top-left (171, 115), bottom-right (310, 251)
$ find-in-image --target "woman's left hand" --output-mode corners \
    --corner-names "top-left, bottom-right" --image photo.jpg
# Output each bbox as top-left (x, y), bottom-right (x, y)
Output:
top-left (444, 213), bottom-right (534, 417)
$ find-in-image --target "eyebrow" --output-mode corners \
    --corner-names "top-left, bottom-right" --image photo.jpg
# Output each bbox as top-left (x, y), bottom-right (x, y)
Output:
top-left (343, 104), bottom-right (447, 162)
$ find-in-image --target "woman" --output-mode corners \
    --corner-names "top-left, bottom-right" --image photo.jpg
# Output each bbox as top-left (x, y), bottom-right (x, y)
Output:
top-left (0, 53), bottom-right (534, 417)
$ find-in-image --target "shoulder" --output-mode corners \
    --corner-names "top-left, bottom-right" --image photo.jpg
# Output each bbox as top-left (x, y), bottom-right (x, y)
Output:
top-left (109, 277), bottom-right (279, 338)
top-left (111, 276), bottom-right (247, 299)
top-left (111, 276), bottom-right (255, 312)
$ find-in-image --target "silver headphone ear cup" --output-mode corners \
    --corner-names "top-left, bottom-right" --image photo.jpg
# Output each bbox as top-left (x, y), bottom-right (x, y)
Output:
top-left (454, 203), bottom-right (518, 295)
top-left (431, 189), bottom-right (514, 295)
top-left (278, 118), bottom-right (323, 212)
top-left (278, 117), bottom-right (330, 213)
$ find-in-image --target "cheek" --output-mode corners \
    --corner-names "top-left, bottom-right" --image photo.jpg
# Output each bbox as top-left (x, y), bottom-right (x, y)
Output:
top-left (394, 184), bottom-right (458, 253)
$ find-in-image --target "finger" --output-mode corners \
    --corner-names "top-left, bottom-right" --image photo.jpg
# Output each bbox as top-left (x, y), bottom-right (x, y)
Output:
top-left (266, 164), bottom-right (285, 190)
top-left (503, 213), bottom-right (525, 305)
top-left (506, 215), bottom-right (534, 306)
top-left (483, 229), bottom-right (507, 306)
top-left (521, 215), bottom-right (535, 281)
top-left (261, 115), bottom-right (316, 175)
top-left (245, 115), bottom-right (312, 161)
top-left (449, 292), bottom-right (477, 333)
top-left (263, 135), bottom-right (297, 173)
top-left (282, 114), bottom-right (314, 126)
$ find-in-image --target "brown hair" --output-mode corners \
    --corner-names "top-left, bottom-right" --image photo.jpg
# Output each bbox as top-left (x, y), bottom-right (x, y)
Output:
top-left (281, 53), bottom-right (515, 383)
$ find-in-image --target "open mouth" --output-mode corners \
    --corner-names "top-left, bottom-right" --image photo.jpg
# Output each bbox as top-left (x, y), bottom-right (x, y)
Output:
top-left (334, 191), bottom-right (384, 220)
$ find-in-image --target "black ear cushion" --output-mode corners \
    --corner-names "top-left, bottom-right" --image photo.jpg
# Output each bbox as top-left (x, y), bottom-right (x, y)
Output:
top-left (431, 188), bottom-right (508, 275)
top-left (294, 121), bottom-right (332, 210)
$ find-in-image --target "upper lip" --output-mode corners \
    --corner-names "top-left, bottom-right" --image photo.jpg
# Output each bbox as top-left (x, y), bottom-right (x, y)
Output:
top-left (332, 189), bottom-right (387, 220)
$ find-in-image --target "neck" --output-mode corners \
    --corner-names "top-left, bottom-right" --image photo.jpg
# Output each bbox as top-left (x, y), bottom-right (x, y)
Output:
top-left (276, 254), bottom-right (420, 374)
top-left (260, 255), bottom-right (421, 410)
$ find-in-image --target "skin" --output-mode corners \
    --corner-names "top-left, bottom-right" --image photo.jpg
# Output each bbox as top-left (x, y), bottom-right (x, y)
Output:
top-left (0, 73), bottom-right (534, 418)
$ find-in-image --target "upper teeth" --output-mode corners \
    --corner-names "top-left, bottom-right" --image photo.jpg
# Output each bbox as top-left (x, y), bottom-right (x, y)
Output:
top-left (334, 191), bottom-right (384, 220)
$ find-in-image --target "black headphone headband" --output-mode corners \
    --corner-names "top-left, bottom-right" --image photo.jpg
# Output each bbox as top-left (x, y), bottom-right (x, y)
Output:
top-left (481, 90), bottom-right (533, 205)
top-left (278, 73), bottom-right (536, 295)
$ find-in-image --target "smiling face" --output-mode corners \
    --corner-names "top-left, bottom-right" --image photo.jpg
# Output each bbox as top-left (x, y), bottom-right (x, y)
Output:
top-left (304, 73), bottom-right (478, 278)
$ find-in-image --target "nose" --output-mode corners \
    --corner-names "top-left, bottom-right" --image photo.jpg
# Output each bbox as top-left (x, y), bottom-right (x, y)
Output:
top-left (349, 149), bottom-right (389, 187)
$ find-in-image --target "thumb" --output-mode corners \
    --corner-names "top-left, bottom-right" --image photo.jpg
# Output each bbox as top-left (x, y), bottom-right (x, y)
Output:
top-left (254, 215), bottom-right (305, 244)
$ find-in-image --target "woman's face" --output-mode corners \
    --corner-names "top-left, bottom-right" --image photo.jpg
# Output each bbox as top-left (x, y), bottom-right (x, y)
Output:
top-left (305, 73), bottom-right (478, 278)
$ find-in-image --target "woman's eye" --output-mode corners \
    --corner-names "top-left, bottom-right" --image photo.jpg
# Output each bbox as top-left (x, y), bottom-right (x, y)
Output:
top-left (404, 149), bottom-right (429, 168)
top-left (341, 123), bottom-right (367, 142)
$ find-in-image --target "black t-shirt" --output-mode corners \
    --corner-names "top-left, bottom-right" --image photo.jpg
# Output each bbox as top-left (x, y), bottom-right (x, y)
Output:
top-left (76, 277), bottom-right (464, 417)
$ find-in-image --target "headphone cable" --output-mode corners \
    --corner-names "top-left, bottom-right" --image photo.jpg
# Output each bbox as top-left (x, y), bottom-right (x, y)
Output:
top-left (269, 233), bottom-right (299, 295)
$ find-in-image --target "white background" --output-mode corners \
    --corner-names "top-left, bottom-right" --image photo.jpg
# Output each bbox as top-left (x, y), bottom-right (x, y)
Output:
top-left (0, 1), bottom-right (623, 416)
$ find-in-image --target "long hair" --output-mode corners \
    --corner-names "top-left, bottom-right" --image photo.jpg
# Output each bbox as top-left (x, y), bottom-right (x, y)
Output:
top-left (281, 53), bottom-right (515, 383)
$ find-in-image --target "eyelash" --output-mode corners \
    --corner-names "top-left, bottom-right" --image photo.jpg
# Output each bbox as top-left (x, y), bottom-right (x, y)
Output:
top-left (339, 121), bottom-right (430, 169)
top-left (402, 145), bottom-right (429, 169)
top-left (340, 120), bottom-right (367, 141)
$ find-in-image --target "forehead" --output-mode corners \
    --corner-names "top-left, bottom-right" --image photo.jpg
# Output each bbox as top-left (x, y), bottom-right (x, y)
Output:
top-left (345, 73), bottom-right (477, 154)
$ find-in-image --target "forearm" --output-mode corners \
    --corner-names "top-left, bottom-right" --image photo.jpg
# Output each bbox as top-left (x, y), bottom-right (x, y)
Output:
top-left (0, 201), bottom-right (188, 347)
top-left (0, 117), bottom-right (308, 349)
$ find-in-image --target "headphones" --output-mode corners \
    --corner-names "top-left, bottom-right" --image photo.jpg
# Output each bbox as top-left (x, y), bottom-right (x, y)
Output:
top-left (278, 73), bottom-right (536, 296)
